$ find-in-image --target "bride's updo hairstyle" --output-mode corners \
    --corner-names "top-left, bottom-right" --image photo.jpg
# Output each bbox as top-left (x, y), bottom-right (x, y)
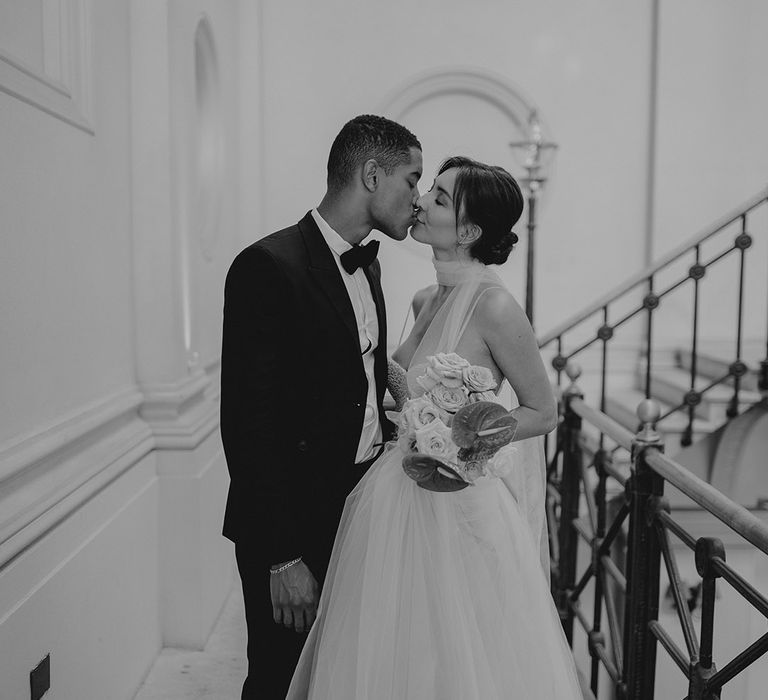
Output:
top-left (439, 156), bottom-right (524, 265)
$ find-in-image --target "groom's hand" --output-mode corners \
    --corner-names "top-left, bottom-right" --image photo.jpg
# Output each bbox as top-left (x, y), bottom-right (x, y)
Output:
top-left (269, 560), bottom-right (319, 634)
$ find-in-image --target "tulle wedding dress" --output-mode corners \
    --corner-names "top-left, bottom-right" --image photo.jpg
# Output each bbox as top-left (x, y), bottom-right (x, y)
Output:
top-left (287, 260), bottom-right (582, 699)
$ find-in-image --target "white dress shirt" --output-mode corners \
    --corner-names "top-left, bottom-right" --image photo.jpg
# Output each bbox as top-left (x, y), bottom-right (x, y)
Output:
top-left (311, 209), bottom-right (382, 463)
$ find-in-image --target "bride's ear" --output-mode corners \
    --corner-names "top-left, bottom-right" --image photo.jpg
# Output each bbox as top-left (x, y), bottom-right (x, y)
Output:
top-left (362, 159), bottom-right (379, 192)
top-left (458, 223), bottom-right (482, 247)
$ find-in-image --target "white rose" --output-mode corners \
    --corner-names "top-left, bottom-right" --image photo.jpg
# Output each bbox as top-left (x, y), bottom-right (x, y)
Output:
top-left (426, 353), bottom-right (471, 389)
top-left (462, 365), bottom-right (497, 393)
top-left (415, 372), bottom-right (440, 392)
top-left (401, 396), bottom-right (447, 433)
top-left (428, 384), bottom-right (469, 413)
top-left (468, 390), bottom-right (498, 404)
top-left (414, 421), bottom-right (458, 463)
top-left (431, 353), bottom-right (471, 372)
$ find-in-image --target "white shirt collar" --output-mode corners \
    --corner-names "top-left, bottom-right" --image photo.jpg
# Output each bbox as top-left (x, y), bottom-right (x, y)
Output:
top-left (311, 208), bottom-right (353, 258)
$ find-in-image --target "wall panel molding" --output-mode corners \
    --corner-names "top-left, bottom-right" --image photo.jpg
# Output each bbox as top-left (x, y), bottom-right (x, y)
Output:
top-left (140, 371), bottom-right (220, 450)
top-left (0, 373), bottom-right (223, 568)
top-left (0, 0), bottom-right (93, 133)
top-left (0, 388), bottom-right (153, 568)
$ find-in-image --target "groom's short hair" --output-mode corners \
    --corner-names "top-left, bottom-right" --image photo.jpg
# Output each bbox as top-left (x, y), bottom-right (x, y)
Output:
top-left (326, 114), bottom-right (421, 191)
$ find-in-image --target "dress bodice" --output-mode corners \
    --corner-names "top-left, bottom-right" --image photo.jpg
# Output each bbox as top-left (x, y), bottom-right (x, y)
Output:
top-left (404, 276), bottom-right (506, 400)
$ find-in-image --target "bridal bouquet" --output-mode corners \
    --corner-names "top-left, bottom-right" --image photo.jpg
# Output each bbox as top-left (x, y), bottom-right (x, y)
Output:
top-left (394, 353), bottom-right (518, 492)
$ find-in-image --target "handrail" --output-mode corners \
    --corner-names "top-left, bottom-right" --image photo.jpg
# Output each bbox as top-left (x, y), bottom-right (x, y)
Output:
top-left (570, 396), bottom-right (768, 555)
top-left (570, 396), bottom-right (768, 556)
top-left (550, 381), bottom-right (768, 699)
top-left (644, 449), bottom-right (768, 556)
top-left (539, 185), bottom-right (768, 347)
top-left (569, 397), bottom-right (634, 451)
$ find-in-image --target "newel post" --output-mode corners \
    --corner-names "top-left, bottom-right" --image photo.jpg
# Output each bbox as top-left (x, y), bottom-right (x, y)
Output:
top-left (621, 399), bottom-right (665, 699)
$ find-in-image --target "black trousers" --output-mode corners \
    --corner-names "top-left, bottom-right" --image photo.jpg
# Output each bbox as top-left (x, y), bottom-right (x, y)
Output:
top-left (236, 455), bottom-right (377, 700)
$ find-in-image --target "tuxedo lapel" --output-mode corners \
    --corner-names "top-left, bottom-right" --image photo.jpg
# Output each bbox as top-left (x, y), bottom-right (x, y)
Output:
top-left (363, 261), bottom-right (387, 358)
top-left (363, 258), bottom-right (389, 419)
top-left (299, 212), bottom-right (359, 346)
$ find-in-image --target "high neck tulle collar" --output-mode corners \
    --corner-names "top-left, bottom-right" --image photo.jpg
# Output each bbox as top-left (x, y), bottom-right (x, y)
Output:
top-left (433, 258), bottom-right (487, 286)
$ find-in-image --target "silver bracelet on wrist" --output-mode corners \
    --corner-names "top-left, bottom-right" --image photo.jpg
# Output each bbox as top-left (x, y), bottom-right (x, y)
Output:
top-left (270, 557), bottom-right (302, 575)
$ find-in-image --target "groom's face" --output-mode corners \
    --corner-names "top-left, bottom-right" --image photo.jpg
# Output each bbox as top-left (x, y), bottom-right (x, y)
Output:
top-left (371, 147), bottom-right (423, 241)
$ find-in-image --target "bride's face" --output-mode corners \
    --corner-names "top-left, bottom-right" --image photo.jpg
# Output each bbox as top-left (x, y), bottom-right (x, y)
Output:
top-left (410, 168), bottom-right (463, 253)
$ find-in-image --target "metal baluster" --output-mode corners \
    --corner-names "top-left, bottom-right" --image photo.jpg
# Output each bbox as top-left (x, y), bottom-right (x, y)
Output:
top-left (598, 306), bottom-right (611, 449)
top-left (553, 335), bottom-right (566, 388)
top-left (689, 538), bottom-right (726, 699)
top-left (584, 305), bottom-right (613, 695)
top-left (644, 277), bottom-right (658, 399)
top-left (761, 213), bottom-right (768, 399)
top-left (683, 246), bottom-right (704, 447)
top-left (546, 336), bottom-right (567, 466)
top-left (557, 363), bottom-right (583, 645)
top-left (728, 215), bottom-right (751, 418)
top-left (622, 399), bottom-right (664, 700)
top-left (590, 448), bottom-right (608, 694)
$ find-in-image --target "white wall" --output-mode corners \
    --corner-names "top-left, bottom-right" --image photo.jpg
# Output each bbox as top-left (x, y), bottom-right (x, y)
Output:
top-left (246, 0), bottom-right (767, 359)
top-left (651, 0), bottom-right (768, 354)
top-left (0, 1), bottom-right (240, 697)
top-left (251, 0), bottom-right (654, 341)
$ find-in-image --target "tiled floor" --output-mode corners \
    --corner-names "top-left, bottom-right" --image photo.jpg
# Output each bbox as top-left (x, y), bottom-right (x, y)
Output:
top-left (133, 583), bottom-right (592, 700)
top-left (133, 585), bottom-right (247, 699)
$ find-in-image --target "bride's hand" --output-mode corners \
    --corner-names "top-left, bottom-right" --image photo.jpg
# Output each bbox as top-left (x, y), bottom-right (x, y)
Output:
top-left (270, 560), bottom-right (319, 634)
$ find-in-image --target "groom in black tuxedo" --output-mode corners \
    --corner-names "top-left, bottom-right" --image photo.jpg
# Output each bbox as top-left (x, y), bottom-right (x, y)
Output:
top-left (220, 115), bottom-right (422, 698)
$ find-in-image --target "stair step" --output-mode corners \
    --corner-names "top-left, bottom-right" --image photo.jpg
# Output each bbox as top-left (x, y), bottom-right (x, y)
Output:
top-left (676, 349), bottom-right (763, 393)
top-left (636, 366), bottom-right (762, 423)
top-left (604, 388), bottom-right (717, 455)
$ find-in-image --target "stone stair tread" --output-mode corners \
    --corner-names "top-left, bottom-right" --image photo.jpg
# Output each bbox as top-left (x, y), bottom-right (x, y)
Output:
top-left (604, 387), bottom-right (719, 433)
top-left (675, 348), bottom-right (762, 391)
top-left (677, 343), bottom-right (764, 365)
top-left (649, 366), bottom-right (762, 403)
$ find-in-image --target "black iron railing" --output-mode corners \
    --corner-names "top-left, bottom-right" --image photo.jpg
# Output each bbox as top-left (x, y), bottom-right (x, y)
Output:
top-left (539, 187), bottom-right (768, 447)
top-left (549, 364), bottom-right (768, 699)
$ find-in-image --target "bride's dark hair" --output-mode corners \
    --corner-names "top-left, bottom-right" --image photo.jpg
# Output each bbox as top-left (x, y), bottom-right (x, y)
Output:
top-left (438, 156), bottom-right (524, 265)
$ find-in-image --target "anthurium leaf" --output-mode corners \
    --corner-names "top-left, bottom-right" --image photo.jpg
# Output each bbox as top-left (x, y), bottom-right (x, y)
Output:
top-left (402, 454), bottom-right (470, 492)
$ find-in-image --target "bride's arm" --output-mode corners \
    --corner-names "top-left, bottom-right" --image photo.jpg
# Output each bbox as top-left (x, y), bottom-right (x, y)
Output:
top-left (477, 288), bottom-right (558, 440)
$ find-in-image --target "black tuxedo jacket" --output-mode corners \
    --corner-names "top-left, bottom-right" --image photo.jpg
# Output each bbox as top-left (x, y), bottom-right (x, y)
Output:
top-left (220, 211), bottom-right (392, 564)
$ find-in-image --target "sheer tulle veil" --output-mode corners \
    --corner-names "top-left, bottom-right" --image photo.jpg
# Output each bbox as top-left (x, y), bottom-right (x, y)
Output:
top-left (285, 258), bottom-right (578, 700)
top-left (426, 257), bottom-right (550, 573)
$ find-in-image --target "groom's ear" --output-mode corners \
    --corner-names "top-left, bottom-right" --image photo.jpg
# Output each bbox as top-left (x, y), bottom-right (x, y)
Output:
top-left (458, 223), bottom-right (482, 246)
top-left (362, 159), bottom-right (379, 192)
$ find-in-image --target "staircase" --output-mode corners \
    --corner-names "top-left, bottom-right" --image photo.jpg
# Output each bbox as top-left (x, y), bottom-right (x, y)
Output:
top-left (541, 186), bottom-right (768, 700)
top-left (604, 345), bottom-right (767, 510)
top-left (605, 347), bottom-right (763, 448)
top-left (539, 186), bottom-right (768, 507)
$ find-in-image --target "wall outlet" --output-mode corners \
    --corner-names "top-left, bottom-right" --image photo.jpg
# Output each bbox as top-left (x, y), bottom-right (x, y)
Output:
top-left (30, 654), bottom-right (50, 700)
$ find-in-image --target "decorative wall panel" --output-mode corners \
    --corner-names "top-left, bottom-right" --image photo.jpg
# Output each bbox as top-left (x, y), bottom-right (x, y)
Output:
top-left (0, 0), bottom-right (93, 133)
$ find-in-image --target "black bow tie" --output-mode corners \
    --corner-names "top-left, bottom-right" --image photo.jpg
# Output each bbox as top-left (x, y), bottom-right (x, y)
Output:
top-left (340, 240), bottom-right (379, 274)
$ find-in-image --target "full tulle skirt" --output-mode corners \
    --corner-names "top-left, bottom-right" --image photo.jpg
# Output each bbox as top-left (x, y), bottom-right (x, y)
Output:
top-left (287, 442), bottom-right (582, 699)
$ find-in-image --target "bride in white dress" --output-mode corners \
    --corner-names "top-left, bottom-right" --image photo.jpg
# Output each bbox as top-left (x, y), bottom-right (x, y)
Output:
top-left (287, 156), bottom-right (582, 699)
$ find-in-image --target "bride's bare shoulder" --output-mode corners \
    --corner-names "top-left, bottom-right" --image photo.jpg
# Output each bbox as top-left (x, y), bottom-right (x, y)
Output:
top-left (412, 284), bottom-right (439, 319)
top-left (476, 286), bottom-right (529, 329)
